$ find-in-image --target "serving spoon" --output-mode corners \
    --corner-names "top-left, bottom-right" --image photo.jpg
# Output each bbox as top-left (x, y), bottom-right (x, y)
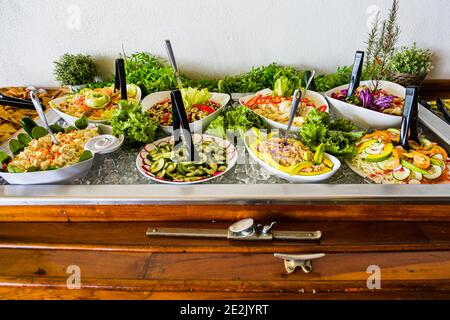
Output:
top-left (165, 40), bottom-right (184, 89)
top-left (284, 70), bottom-right (316, 142)
top-left (29, 90), bottom-right (58, 145)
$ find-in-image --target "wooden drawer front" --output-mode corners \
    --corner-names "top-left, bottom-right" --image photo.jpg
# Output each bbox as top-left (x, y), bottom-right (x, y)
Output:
top-left (0, 249), bottom-right (450, 299)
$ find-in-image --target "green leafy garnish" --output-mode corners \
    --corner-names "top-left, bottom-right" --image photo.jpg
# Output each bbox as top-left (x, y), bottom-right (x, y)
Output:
top-left (206, 105), bottom-right (269, 140)
top-left (110, 100), bottom-right (159, 145)
top-left (0, 151), bottom-right (11, 164)
top-left (17, 133), bottom-right (32, 146)
top-left (75, 116), bottom-right (89, 130)
top-left (9, 139), bottom-right (25, 155)
top-left (299, 109), bottom-right (363, 158)
top-left (65, 126), bottom-right (78, 133)
top-left (273, 76), bottom-right (295, 97)
top-left (78, 150), bottom-right (93, 162)
top-left (31, 126), bottom-right (49, 139)
top-left (50, 124), bottom-right (64, 134)
top-left (181, 87), bottom-right (211, 111)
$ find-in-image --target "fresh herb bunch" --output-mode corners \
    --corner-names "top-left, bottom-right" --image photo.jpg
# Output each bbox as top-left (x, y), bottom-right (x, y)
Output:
top-left (221, 63), bottom-right (304, 93)
top-left (365, 0), bottom-right (400, 91)
top-left (389, 43), bottom-right (433, 76)
top-left (124, 52), bottom-right (192, 94)
top-left (100, 51), bottom-right (367, 95)
top-left (54, 54), bottom-right (98, 86)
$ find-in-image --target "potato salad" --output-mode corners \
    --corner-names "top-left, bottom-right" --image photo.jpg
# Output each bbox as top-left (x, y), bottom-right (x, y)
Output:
top-left (8, 128), bottom-right (99, 172)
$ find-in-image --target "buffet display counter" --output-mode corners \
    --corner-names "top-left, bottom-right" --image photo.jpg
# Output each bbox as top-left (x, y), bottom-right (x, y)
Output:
top-left (0, 91), bottom-right (449, 300)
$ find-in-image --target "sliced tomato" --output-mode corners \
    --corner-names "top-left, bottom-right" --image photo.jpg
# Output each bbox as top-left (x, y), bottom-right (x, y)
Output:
top-left (195, 105), bottom-right (215, 114)
top-left (412, 151), bottom-right (431, 169)
top-left (317, 105), bottom-right (327, 112)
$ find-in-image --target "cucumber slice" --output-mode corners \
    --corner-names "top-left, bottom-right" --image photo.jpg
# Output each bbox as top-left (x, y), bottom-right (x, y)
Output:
top-left (365, 143), bottom-right (385, 155)
top-left (31, 126), bottom-right (49, 139)
top-left (423, 165), bottom-right (443, 180)
top-left (409, 170), bottom-right (423, 181)
top-left (430, 158), bottom-right (444, 169)
top-left (150, 158), bottom-right (165, 173)
top-left (377, 157), bottom-right (398, 170)
top-left (431, 153), bottom-right (444, 161)
top-left (392, 166), bottom-right (411, 181)
top-left (17, 133), bottom-right (32, 146)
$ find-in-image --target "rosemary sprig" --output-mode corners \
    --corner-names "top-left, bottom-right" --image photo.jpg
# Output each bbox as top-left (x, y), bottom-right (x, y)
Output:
top-left (365, 0), bottom-right (401, 92)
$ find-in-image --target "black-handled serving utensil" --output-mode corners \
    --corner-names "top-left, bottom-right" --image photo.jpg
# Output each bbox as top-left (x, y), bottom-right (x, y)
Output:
top-left (29, 90), bottom-right (58, 145)
top-left (346, 51), bottom-right (364, 98)
top-left (400, 86), bottom-right (420, 149)
top-left (165, 40), bottom-right (183, 88)
top-left (171, 89), bottom-right (197, 162)
top-left (0, 93), bottom-right (35, 110)
top-left (114, 58), bottom-right (127, 100)
top-left (436, 98), bottom-right (450, 124)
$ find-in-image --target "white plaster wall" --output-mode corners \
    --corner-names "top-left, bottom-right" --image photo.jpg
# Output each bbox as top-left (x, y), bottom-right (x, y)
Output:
top-left (0, 0), bottom-right (449, 87)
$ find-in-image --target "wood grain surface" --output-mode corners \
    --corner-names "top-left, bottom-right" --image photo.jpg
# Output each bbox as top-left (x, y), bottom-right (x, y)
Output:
top-left (0, 203), bottom-right (449, 222)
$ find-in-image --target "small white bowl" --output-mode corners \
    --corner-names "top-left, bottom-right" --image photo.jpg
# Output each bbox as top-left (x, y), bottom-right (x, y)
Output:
top-left (0, 124), bottom-right (123, 185)
top-left (325, 80), bottom-right (404, 130)
top-left (243, 130), bottom-right (341, 183)
top-left (49, 86), bottom-right (142, 126)
top-left (239, 89), bottom-right (329, 132)
top-left (141, 91), bottom-right (231, 134)
top-left (136, 133), bottom-right (238, 185)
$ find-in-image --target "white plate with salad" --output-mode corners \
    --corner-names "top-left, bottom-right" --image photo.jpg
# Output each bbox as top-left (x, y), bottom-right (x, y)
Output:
top-left (325, 80), bottom-right (405, 130)
top-left (244, 128), bottom-right (341, 183)
top-left (49, 84), bottom-right (141, 126)
top-left (239, 76), bottom-right (329, 132)
top-left (141, 88), bottom-right (230, 134)
top-left (136, 133), bottom-right (237, 185)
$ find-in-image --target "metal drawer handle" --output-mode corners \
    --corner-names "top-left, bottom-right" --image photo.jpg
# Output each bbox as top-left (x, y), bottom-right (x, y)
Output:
top-left (274, 253), bottom-right (325, 274)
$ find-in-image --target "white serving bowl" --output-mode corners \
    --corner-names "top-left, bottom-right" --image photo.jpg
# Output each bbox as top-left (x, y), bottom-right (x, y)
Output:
top-left (324, 80), bottom-right (405, 130)
top-left (0, 158), bottom-right (94, 185)
top-left (49, 86), bottom-right (142, 126)
top-left (243, 130), bottom-right (341, 183)
top-left (141, 91), bottom-right (231, 134)
top-left (136, 133), bottom-right (238, 185)
top-left (239, 89), bottom-right (329, 132)
top-left (0, 124), bottom-right (123, 185)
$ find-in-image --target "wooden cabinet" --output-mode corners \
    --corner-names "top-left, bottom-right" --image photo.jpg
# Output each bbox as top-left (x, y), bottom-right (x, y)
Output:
top-left (0, 203), bottom-right (449, 299)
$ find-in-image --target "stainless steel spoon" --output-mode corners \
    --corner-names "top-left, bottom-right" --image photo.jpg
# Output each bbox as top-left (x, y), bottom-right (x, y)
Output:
top-left (284, 70), bottom-right (316, 141)
top-left (165, 40), bottom-right (183, 89)
top-left (29, 90), bottom-right (58, 145)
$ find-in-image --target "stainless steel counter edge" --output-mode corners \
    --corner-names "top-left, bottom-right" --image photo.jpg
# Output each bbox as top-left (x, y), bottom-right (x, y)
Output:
top-left (0, 184), bottom-right (449, 205)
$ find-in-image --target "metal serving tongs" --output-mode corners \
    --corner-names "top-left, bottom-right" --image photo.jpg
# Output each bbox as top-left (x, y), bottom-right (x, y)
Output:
top-left (400, 86), bottom-right (420, 149)
top-left (284, 70), bottom-right (316, 141)
top-left (165, 40), bottom-right (197, 161)
top-left (346, 50), bottom-right (365, 98)
top-left (436, 98), bottom-right (450, 124)
top-left (29, 90), bottom-right (58, 145)
top-left (0, 93), bottom-right (36, 110)
top-left (114, 58), bottom-right (127, 100)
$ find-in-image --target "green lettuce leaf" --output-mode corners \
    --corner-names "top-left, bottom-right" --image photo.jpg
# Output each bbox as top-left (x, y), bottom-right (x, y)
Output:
top-left (111, 101), bottom-right (159, 145)
top-left (181, 87), bottom-right (211, 110)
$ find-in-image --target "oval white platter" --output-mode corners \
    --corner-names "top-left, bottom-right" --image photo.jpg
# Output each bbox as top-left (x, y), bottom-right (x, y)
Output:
top-left (136, 133), bottom-right (238, 185)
